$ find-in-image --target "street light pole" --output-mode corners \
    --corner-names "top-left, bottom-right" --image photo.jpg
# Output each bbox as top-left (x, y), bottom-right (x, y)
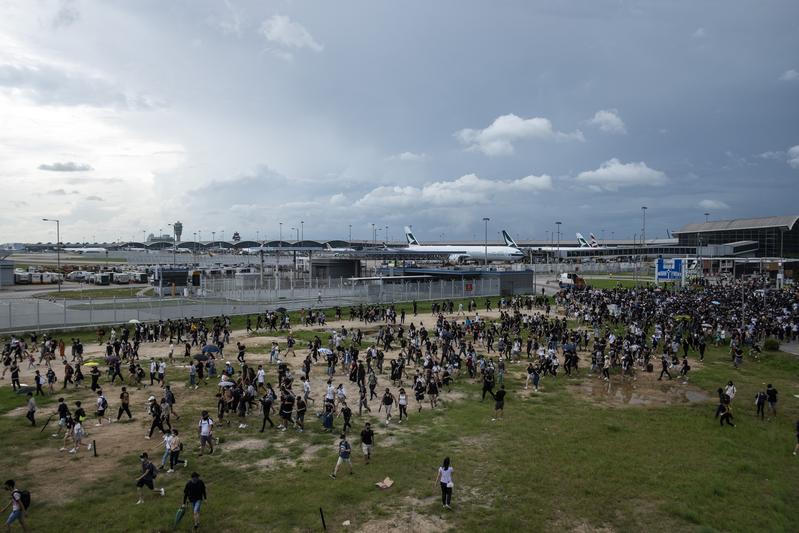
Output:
top-left (482, 217), bottom-right (490, 267)
top-left (42, 218), bottom-right (61, 292)
top-left (704, 212), bottom-right (709, 223)
top-left (300, 221), bottom-right (304, 244)
top-left (348, 224), bottom-right (352, 248)
top-left (555, 221), bottom-right (562, 262)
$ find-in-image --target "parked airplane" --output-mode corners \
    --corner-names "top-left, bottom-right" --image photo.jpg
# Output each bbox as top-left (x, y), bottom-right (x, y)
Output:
top-left (395, 226), bottom-right (525, 263)
top-left (529, 233), bottom-right (607, 253)
top-left (63, 247), bottom-right (108, 254)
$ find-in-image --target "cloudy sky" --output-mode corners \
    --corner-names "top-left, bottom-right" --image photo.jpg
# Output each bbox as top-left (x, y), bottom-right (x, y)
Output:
top-left (1, 0), bottom-right (797, 245)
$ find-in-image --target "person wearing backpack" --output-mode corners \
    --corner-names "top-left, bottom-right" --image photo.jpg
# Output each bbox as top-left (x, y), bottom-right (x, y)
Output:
top-left (135, 453), bottom-right (165, 504)
top-left (95, 390), bottom-right (111, 426)
top-left (2, 479), bottom-right (29, 531)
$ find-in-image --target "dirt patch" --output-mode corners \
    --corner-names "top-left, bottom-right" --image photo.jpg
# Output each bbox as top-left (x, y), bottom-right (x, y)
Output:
top-left (569, 373), bottom-right (711, 407)
top-left (356, 507), bottom-right (451, 533)
top-left (223, 438), bottom-right (266, 451)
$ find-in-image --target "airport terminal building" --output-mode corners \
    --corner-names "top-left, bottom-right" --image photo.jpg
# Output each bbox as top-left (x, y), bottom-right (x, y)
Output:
top-left (672, 215), bottom-right (799, 258)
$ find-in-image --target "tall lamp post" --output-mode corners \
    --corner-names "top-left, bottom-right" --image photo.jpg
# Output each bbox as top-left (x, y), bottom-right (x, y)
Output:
top-left (482, 217), bottom-right (490, 267)
top-left (348, 224), bottom-right (352, 248)
top-left (42, 218), bottom-right (61, 292)
top-left (555, 221), bottom-right (562, 262)
top-left (641, 206), bottom-right (648, 247)
top-left (704, 212), bottom-right (709, 223)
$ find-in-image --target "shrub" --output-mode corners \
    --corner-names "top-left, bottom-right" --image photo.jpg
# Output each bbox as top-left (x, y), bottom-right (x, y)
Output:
top-left (763, 338), bottom-right (780, 352)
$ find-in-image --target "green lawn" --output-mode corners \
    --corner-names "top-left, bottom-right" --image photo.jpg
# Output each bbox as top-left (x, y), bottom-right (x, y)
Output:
top-left (36, 287), bottom-right (153, 300)
top-left (0, 335), bottom-right (797, 532)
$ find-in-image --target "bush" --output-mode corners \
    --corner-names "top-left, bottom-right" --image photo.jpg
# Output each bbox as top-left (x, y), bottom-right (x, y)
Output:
top-left (763, 338), bottom-right (780, 352)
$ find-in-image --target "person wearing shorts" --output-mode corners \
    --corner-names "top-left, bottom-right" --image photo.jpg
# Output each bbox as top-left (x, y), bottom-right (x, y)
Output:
top-left (135, 453), bottom-right (165, 504)
top-left (379, 388), bottom-right (395, 424)
top-left (198, 411), bottom-right (214, 455)
top-left (360, 423), bottom-right (374, 464)
top-left (2, 480), bottom-right (28, 532)
top-left (183, 472), bottom-right (207, 530)
top-left (329, 434), bottom-right (353, 479)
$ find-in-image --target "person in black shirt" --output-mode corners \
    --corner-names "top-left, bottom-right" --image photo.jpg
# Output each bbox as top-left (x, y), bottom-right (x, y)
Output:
top-left (145, 397), bottom-right (165, 439)
top-left (766, 384), bottom-right (778, 417)
top-left (493, 385), bottom-right (506, 421)
top-left (295, 396), bottom-right (306, 432)
top-left (340, 402), bottom-right (352, 433)
top-left (481, 370), bottom-right (495, 401)
top-left (183, 472), bottom-right (207, 530)
top-left (259, 393), bottom-right (275, 432)
top-left (755, 389), bottom-right (767, 421)
top-left (135, 452), bottom-right (165, 504)
top-left (360, 423), bottom-right (375, 464)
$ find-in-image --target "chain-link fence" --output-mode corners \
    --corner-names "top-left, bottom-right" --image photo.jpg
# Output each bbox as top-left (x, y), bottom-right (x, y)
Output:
top-left (0, 277), bottom-right (500, 334)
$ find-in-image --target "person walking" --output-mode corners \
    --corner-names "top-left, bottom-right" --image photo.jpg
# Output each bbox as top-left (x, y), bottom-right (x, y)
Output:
top-left (198, 411), bottom-right (214, 456)
top-left (755, 389), bottom-right (767, 421)
top-left (135, 452), bottom-right (165, 504)
top-left (435, 457), bottom-right (454, 510)
top-left (182, 472), bottom-right (207, 531)
top-left (657, 354), bottom-right (672, 381)
top-left (168, 430), bottom-right (187, 473)
top-left (1, 480), bottom-right (29, 532)
top-left (329, 433), bottom-right (353, 479)
top-left (117, 387), bottom-right (132, 421)
top-left (360, 423), bottom-right (374, 464)
top-left (492, 385), bottom-right (506, 421)
top-left (766, 384), bottom-right (778, 418)
top-left (24, 393), bottom-right (35, 427)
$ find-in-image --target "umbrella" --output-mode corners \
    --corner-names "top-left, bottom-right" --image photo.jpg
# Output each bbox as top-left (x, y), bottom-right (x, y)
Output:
top-left (202, 345), bottom-right (220, 353)
top-left (173, 506), bottom-right (186, 530)
top-left (276, 307), bottom-right (287, 313)
top-left (711, 301), bottom-right (721, 305)
top-left (193, 354), bottom-right (209, 362)
top-left (318, 348), bottom-right (333, 355)
top-left (84, 361), bottom-right (99, 367)
top-left (129, 319), bottom-right (141, 324)
top-left (218, 380), bottom-right (235, 388)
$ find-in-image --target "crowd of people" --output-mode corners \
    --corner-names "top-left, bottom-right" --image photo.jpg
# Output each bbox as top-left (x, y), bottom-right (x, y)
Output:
top-left (2, 280), bottom-right (798, 529)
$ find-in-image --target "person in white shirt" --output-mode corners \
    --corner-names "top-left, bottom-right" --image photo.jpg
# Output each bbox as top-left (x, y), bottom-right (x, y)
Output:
top-left (435, 456), bottom-right (454, 510)
top-left (256, 366), bottom-right (266, 392)
top-left (198, 411), bottom-right (214, 455)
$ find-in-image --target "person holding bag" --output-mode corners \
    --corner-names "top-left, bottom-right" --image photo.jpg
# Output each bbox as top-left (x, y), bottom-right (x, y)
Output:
top-left (435, 456), bottom-right (454, 510)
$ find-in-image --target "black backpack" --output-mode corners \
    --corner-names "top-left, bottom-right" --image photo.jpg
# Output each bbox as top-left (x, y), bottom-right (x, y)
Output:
top-left (14, 490), bottom-right (31, 510)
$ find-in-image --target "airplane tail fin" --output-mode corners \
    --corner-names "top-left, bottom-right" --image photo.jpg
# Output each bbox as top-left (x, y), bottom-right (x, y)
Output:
top-left (501, 230), bottom-right (518, 248)
top-left (576, 233), bottom-right (590, 248)
top-left (325, 243), bottom-right (333, 251)
top-left (589, 233), bottom-right (599, 248)
top-left (404, 226), bottom-right (420, 246)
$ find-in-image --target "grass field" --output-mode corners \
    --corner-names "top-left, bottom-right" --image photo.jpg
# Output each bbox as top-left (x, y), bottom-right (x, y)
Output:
top-left (35, 287), bottom-right (153, 300)
top-left (1, 303), bottom-right (797, 532)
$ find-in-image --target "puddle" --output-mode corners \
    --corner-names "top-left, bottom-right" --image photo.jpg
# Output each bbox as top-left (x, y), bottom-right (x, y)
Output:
top-left (574, 379), bottom-right (710, 406)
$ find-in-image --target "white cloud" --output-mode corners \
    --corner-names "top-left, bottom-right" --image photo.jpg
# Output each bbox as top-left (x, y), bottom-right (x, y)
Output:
top-left (788, 145), bottom-right (799, 169)
top-left (388, 151), bottom-right (426, 162)
top-left (692, 27), bottom-right (706, 39)
top-left (698, 199), bottom-right (730, 210)
top-left (455, 114), bottom-right (584, 156)
top-left (758, 150), bottom-right (784, 160)
top-left (779, 69), bottom-right (799, 82)
top-left (85, 195), bottom-right (103, 201)
top-left (329, 193), bottom-right (348, 205)
top-left (575, 159), bottom-right (668, 191)
top-left (587, 109), bottom-right (627, 134)
top-left (355, 173), bottom-right (553, 208)
top-left (38, 161), bottom-right (93, 172)
top-left (260, 15), bottom-right (323, 53)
